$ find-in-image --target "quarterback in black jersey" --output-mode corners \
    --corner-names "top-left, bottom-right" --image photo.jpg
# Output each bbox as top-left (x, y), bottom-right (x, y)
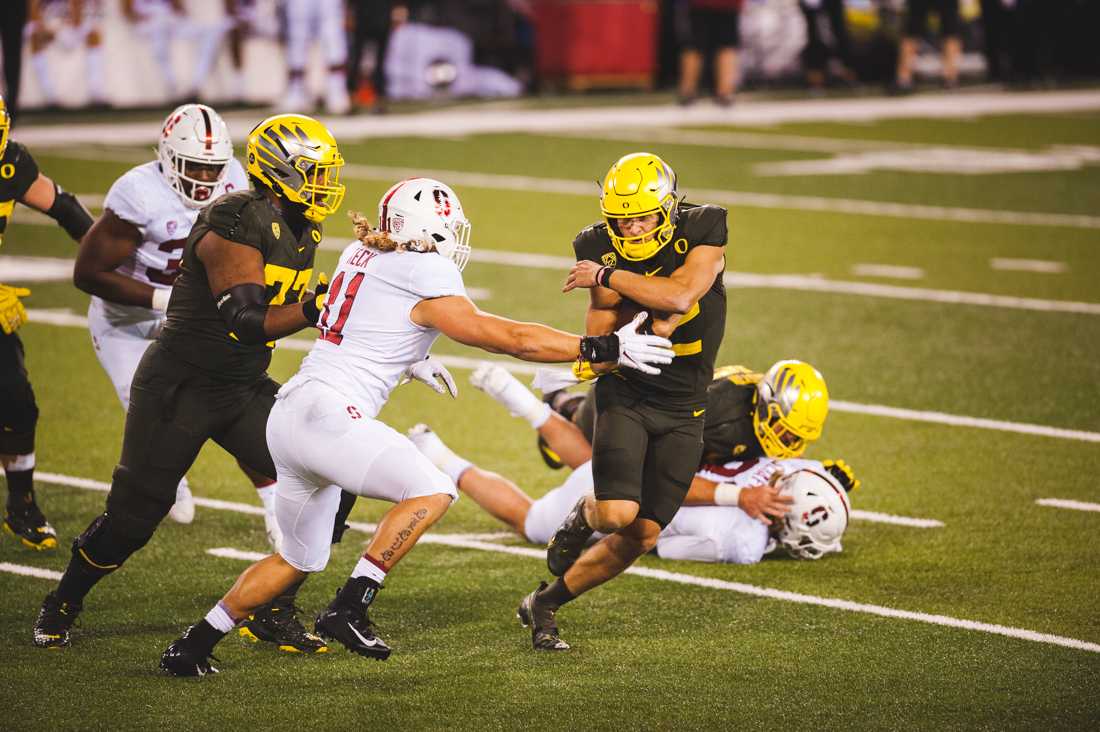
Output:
top-left (518, 152), bottom-right (729, 651)
top-left (0, 94), bottom-right (93, 552)
top-left (34, 114), bottom-right (343, 654)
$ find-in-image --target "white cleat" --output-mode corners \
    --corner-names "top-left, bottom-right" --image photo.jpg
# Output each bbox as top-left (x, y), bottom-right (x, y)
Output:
top-left (168, 481), bottom-right (195, 524)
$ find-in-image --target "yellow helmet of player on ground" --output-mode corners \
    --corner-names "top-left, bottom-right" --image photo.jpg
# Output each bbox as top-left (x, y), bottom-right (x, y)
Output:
top-left (0, 95), bottom-right (10, 159)
top-left (600, 152), bottom-right (679, 261)
top-left (753, 360), bottom-right (829, 459)
top-left (246, 114), bottom-right (345, 223)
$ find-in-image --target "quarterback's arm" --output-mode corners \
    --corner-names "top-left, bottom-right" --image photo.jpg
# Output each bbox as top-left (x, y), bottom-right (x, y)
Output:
top-left (567, 245), bottom-right (725, 315)
top-left (197, 230), bottom-right (317, 344)
top-left (413, 295), bottom-right (584, 362)
top-left (19, 173), bottom-right (93, 242)
top-left (74, 210), bottom-right (162, 308)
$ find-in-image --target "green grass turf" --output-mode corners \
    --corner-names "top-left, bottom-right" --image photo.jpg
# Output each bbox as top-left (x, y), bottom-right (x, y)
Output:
top-left (1, 107), bottom-right (1098, 729)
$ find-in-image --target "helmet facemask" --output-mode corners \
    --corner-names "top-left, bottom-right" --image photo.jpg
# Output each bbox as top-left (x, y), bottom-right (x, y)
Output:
top-left (600, 153), bottom-right (679, 262)
top-left (247, 115), bottom-right (346, 223)
top-left (157, 104), bottom-right (234, 209)
top-left (293, 156), bottom-right (346, 223)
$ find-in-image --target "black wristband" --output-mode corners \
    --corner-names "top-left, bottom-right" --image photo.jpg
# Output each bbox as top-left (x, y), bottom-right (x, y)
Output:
top-left (302, 293), bottom-right (323, 325)
top-left (579, 334), bottom-right (619, 363)
top-left (596, 265), bottom-right (615, 288)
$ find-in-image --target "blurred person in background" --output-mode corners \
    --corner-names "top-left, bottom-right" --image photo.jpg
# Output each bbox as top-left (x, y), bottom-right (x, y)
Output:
top-left (799, 0), bottom-right (856, 92)
top-left (0, 0), bottom-right (29, 121)
top-left (283, 0), bottom-right (350, 115)
top-left (121, 0), bottom-right (229, 103)
top-left (346, 1), bottom-right (407, 113)
top-left (677, 0), bottom-right (743, 107)
top-left (893, 0), bottom-right (961, 93)
top-left (222, 0), bottom-right (280, 105)
top-left (27, 0), bottom-right (108, 109)
top-left (978, 0), bottom-right (1013, 83)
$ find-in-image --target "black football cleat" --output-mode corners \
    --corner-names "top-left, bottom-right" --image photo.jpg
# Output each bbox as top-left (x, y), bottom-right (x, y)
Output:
top-left (238, 599), bottom-right (328, 653)
top-left (33, 591), bottom-right (81, 648)
top-left (546, 496), bottom-right (593, 577)
top-left (517, 582), bottom-right (570, 651)
top-left (314, 594), bottom-right (392, 661)
top-left (4, 507), bottom-right (58, 551)
top-left (160, 625), bottom-right (220, 677)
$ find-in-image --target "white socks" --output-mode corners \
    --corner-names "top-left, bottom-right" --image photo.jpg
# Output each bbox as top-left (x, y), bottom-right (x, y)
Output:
top-left (471, 363), bottom-right (551, 428)
top-left (407, 424), bottom-right (472, 484)
top-left (205, 602), bottom-right (236, 633)
top-left (350, 555), bottom-right (387, 585)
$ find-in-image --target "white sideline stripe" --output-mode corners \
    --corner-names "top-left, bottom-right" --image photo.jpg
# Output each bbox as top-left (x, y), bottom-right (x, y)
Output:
top-left (207, 547), bottom-right (267, 562)
top-left (990, 258), bottom-right (1068, 274)
top-left (459, 249), bottom-right (1100, 315)
top-left (849, 510), bottom-right (943, 528)
top-left (23, 309), bottom-right (1100, 444)
top-left (0, 562), bottom-right (64, 581)
top-left (851, 263), bottom-right (925, 280)
top-left (1036, 498), bottom-right (1100, 513)
top-left (418, 535), bottom-right (1100, 655)
top-left (16, 89), bottom-right (1100, 148)
top-left (337, 163), bottom-right (1100, 231)
top-left (31, 471), bottom-right (1099, 653)
top-left (829, 400), bottom-right (1100, 444)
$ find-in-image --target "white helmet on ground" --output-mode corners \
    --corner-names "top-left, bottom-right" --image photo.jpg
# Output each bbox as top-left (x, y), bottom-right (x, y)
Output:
top-left (157, 103), bottom-right (234, 208)
top-left (377, 177), bottom-right (472, 271)
top-left (775, 468), bottom-right (851, 560)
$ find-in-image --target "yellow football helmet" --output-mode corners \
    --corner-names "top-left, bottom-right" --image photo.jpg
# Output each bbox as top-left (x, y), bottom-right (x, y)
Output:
top-left (246, 114), bottom-right (345, 223)
top-left (600, 152), bottom-right (679, 261)
top-left (0, 95), bottom-right (10, 159)
top-left (753, 360), bottom-right (829, 459)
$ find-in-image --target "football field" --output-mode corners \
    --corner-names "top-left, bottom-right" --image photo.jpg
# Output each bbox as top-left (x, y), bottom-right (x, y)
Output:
top-left (2, 91), bottom-right (1099, 729)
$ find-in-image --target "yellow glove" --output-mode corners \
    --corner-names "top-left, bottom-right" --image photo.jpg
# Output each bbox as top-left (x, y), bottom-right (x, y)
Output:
top-left (823, 458), bottom-right (860, 492)
top-left (0, 284), bottom-right (31, 335)
top-left (571, 360), bottom-right (598, 381)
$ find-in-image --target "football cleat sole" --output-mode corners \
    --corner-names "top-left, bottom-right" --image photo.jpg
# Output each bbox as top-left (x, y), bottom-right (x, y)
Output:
top-left (3, 520), bottom-right (58, 551)
top-left (237, 624), bottom-right (329, 653)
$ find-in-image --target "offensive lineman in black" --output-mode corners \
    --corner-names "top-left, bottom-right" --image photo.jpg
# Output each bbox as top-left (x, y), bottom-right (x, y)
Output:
top-left (33, 114), bottom-right (344, 652)
top-left (0, 94), bottom-right (94, 551)
top-left (517, 152), bottom-right (729, 650)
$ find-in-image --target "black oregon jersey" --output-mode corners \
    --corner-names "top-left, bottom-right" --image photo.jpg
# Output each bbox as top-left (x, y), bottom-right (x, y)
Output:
top-left (574, 203), bottom-right (728, 407)
top-left (160, 190), bottom-right (319, 381)
top-left (0, 142), bottom-right (41, 250)
top-left (701, 375), bottom-right (766, 461)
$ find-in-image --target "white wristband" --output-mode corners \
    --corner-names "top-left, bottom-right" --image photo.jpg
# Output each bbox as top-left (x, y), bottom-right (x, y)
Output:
top-left (151, 287), bottom-right (171, 312)
top-left (713, 484), bottom-right (742, 507)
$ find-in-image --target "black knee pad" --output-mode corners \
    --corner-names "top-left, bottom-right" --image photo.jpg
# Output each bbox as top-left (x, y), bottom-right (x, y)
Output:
top-left (106, 464), bottom-right (176, 529)
top-left (72, 512), bottom-right (151, 570)
top-left (332, 490), bottom-right (358, 544)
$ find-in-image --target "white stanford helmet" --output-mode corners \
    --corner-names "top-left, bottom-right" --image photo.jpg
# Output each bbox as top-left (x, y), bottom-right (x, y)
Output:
top-left (157, 103), bottom-right (234, 208)
top-left (775, 468), bottom-right (851, 560)
top-left (377, 177), bottom-right (472, 271)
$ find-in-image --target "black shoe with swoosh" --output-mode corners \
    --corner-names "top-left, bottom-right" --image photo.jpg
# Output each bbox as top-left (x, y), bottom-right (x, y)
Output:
top-left (314, 591), bottom-right (392, 661)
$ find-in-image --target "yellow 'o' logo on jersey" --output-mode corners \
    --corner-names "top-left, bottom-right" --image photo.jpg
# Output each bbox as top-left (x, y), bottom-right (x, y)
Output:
top-left (271, 222), bottom-right (281, 239)
top-left (0, 164), bottom-right (14, 179)
top-left (674, 237), bottom-right (688, 254)
top-left (311, 229), bottom-right (321, 243)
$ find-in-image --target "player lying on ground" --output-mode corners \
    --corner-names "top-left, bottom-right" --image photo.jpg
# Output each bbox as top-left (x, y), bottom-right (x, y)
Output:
top-left (73, 103), bottom-right (285, 542)
top-left (410, 363), bottom-right (858, 565)
top-left (160, 177), bottom-right (675, 676)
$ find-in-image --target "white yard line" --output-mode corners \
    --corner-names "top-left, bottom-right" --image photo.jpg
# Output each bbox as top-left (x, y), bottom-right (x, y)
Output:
top-left (0, 562), bottom-right (63, 581)
top-left (851, 263), bottom-right (926, 280)
top-left (849, 510), bottom-right (943, 528)
top-left (990, 258), bottom-right (1068, 274)
top-left (23, 309), bottom-right (1100, 444)
top-left (1035, 498), bottom-right (1100, 513)
top-left (16, 89), bottom-right (1100, 149)
top-left (28, 473), bottom-right (1100, 652)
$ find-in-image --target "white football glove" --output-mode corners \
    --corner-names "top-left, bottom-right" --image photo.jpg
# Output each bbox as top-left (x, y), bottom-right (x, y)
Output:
top-left (614, 312), bottom-right (674, 376)
top-left (530, 367), bottom-right (581, 394)
top-left (402, 356), bottom-right (458, 398)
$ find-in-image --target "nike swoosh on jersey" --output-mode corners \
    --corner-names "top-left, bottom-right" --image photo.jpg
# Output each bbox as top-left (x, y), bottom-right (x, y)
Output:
top-left (693, 408), bottom-right (706, 417)
top-left (645, 267), bottom-right (663, 277)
